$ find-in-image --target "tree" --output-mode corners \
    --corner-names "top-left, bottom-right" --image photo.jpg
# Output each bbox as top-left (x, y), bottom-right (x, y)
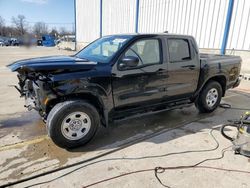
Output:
top-left (2, 26), bottom-right (19, 37)
top-left (33, 22), bottom-right (48, 37)
top-left (0, 16), bottom-right (5, 36)
top-left (12, 15), bottom-right (27, 35)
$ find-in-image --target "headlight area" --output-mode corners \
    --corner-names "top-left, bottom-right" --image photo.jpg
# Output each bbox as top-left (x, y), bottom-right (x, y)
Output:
top-left (17, 72), bottom-right (57, 114)
top-left (33, 74), bottom-right (58, 111)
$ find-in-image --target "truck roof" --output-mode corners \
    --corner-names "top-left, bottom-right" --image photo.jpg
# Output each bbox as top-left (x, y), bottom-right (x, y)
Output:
top-left (105, 33), bottom-right (194, 38)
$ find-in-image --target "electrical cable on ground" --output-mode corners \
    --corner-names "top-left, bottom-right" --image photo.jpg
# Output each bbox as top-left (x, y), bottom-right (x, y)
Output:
top-left (23, 128), bottom-right (243, 188)
top-left (219, 103), bottom-right (250, 111)
top-left (0, 117), bottom-right (213, 188)
top-left (1, 119), bottom-right (194, 188)
top-left (82, 146), bottom-right (244, 188)
top-left (81, 103), bottom-right (250, 188)
top-left (2, 102), bottom-right (249, 188)
top-left (22, 128), bottom-right (219, 187)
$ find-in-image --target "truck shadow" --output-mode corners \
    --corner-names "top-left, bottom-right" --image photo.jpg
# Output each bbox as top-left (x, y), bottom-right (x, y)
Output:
top-left (68, 89), bottom-right (250, 153)
top-left (69, 105), bottom-right (219, 153)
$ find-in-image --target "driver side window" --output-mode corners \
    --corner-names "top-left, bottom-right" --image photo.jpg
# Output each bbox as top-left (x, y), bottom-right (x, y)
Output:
top-left (124, 39), bottom-right (160, 67)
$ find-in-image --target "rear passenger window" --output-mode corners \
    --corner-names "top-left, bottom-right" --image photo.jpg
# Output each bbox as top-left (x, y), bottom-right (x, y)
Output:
top-left (168, 39), bottom-right (191, 62)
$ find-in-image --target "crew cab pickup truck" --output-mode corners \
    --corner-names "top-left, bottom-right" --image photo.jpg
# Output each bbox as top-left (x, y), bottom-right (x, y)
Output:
top-left (8, 34), bottom-right (242, 148)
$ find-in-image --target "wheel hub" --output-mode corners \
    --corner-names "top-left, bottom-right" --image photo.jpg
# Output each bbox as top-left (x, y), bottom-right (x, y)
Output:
top-left (69, 120), bottom-right (82, 131)
top-left (61, 112), bottom-right (91, 141)
top-left (206, 88), bottom-right (218, 107)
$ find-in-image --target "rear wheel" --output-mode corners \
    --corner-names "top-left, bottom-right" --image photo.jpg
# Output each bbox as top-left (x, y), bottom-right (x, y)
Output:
top-left (46, 100), bottom-right (100, 148)
top-left (195, 81), bottom-right (222, 113)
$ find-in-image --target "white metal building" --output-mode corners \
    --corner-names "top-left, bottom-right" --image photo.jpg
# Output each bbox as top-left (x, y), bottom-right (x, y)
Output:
top-left (75, 0), bottom-right (250, 51)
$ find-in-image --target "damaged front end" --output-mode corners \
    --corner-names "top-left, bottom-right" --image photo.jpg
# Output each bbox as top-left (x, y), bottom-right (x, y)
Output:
top-left (17, 73), bottom-right (38, 111)
top-left (14, 71), bottom-right (55, 117)
top-left (7, 55), bottom-right (97, 118)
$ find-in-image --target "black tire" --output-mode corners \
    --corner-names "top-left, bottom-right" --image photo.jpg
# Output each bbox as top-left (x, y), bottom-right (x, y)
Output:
top-left (46, 100), bottom-right (100, 148)
top-left (195, 81), bottom-right (222, 113)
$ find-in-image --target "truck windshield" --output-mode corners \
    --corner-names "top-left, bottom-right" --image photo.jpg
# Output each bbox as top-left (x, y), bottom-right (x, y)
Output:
top-left (75, 36), bottom-right (132, 63)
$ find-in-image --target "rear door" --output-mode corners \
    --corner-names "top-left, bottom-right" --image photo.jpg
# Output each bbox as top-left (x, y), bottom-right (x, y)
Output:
top-left (111, 37), bottom-right (168, 109)
top-left (165, 37), bottom-right (200, 99)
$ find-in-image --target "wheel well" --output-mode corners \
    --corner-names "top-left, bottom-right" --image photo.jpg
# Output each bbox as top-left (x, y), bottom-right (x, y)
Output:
top-left (206, 76), bottom-right (227, 96)
top-left (46, 93), bottom-right (105, 125)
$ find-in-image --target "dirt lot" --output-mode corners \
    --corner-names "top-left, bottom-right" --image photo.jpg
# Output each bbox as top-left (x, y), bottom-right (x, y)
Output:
top-left (0, 47), bottom-right (250, 188)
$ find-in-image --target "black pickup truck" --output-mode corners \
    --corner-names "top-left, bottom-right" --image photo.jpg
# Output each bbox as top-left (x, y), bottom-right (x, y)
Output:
top-left (8, 34), bottom-right (241, 148)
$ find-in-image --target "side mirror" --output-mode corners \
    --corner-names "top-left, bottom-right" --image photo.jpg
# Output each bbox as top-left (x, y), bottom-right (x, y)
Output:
top-left (119, 56), bottom-right (139, 70)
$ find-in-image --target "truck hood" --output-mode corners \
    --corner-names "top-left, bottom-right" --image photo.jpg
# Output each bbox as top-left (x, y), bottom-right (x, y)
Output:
top-left (7, 55), bottom-right (97, 72)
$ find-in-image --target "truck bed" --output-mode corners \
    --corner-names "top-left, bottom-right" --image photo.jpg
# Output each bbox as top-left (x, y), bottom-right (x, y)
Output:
top-left (200, 53), bottom-right (241, 68)
top-left (199, 53), bottom-right (241, 89)
top-left (200, 53), bottom-right (241, 61)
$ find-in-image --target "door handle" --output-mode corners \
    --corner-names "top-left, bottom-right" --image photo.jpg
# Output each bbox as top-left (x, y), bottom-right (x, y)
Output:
top-left (181, 65), bottom-right (196, 70)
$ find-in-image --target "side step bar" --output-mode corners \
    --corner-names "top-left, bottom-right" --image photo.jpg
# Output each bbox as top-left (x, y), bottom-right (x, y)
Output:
top-left (112, 102), bottom-right (193, 122)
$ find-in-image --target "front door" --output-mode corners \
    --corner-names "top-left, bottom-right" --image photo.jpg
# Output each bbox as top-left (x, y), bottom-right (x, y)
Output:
top-left (111, 38), bottom-right (168, 109)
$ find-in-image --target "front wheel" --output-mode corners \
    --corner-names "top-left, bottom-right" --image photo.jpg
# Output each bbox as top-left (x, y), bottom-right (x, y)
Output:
top-left (46, 100), bottom-right (100, 148)
top-left (195, 81), bottom-right (222, 113)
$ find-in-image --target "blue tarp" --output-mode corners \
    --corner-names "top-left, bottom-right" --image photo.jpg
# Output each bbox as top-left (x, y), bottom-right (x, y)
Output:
top-left (42, 35), bottom-right (55, 47)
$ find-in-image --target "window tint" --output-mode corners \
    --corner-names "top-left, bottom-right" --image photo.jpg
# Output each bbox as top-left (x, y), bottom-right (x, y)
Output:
top-left (168, 39), bottom-right (191, 62)
top-left (125, 39), bottom-right (160, 66)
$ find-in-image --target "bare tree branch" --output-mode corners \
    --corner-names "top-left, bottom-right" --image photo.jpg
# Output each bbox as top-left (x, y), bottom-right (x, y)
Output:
top-left (12, 15), bottom-right (27, 35)
top-left (33, 22), bottom-right (48, 37)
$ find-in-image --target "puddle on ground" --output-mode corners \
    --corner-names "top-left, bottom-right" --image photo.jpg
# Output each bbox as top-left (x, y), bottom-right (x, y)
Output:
top-left (0, 105), bottom-right (207, 182)
top-left (0, 111), bottom-right (46, 143)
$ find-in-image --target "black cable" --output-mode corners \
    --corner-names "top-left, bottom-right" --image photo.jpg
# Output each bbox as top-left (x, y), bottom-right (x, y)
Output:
top-left (18, 103), bottom-right (249, 187)
top-left (154, 146), bottom-right (232, 187)
top-left (2, 103), bottom-right (246, 187)
top-left (82, 146), bottom-right (233, 188)
top-left (219, 103), bottom-right (250, 111)
top-left (220, 124), bottom-right (239, 141)
top-left (219, 103), bottom-right (232, 109)
top-left (154, 167), bottom-right (171, 188)
top-left (82, 146), bottom-right (234, 188)
top-left (0, 119), bottom-right (200, 188)
top-left (23, 128), bottom-right (220, 188)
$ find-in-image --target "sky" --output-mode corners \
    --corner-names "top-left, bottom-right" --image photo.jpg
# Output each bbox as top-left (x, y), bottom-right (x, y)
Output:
top-left (0, 0), bottom-right (75, 32)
